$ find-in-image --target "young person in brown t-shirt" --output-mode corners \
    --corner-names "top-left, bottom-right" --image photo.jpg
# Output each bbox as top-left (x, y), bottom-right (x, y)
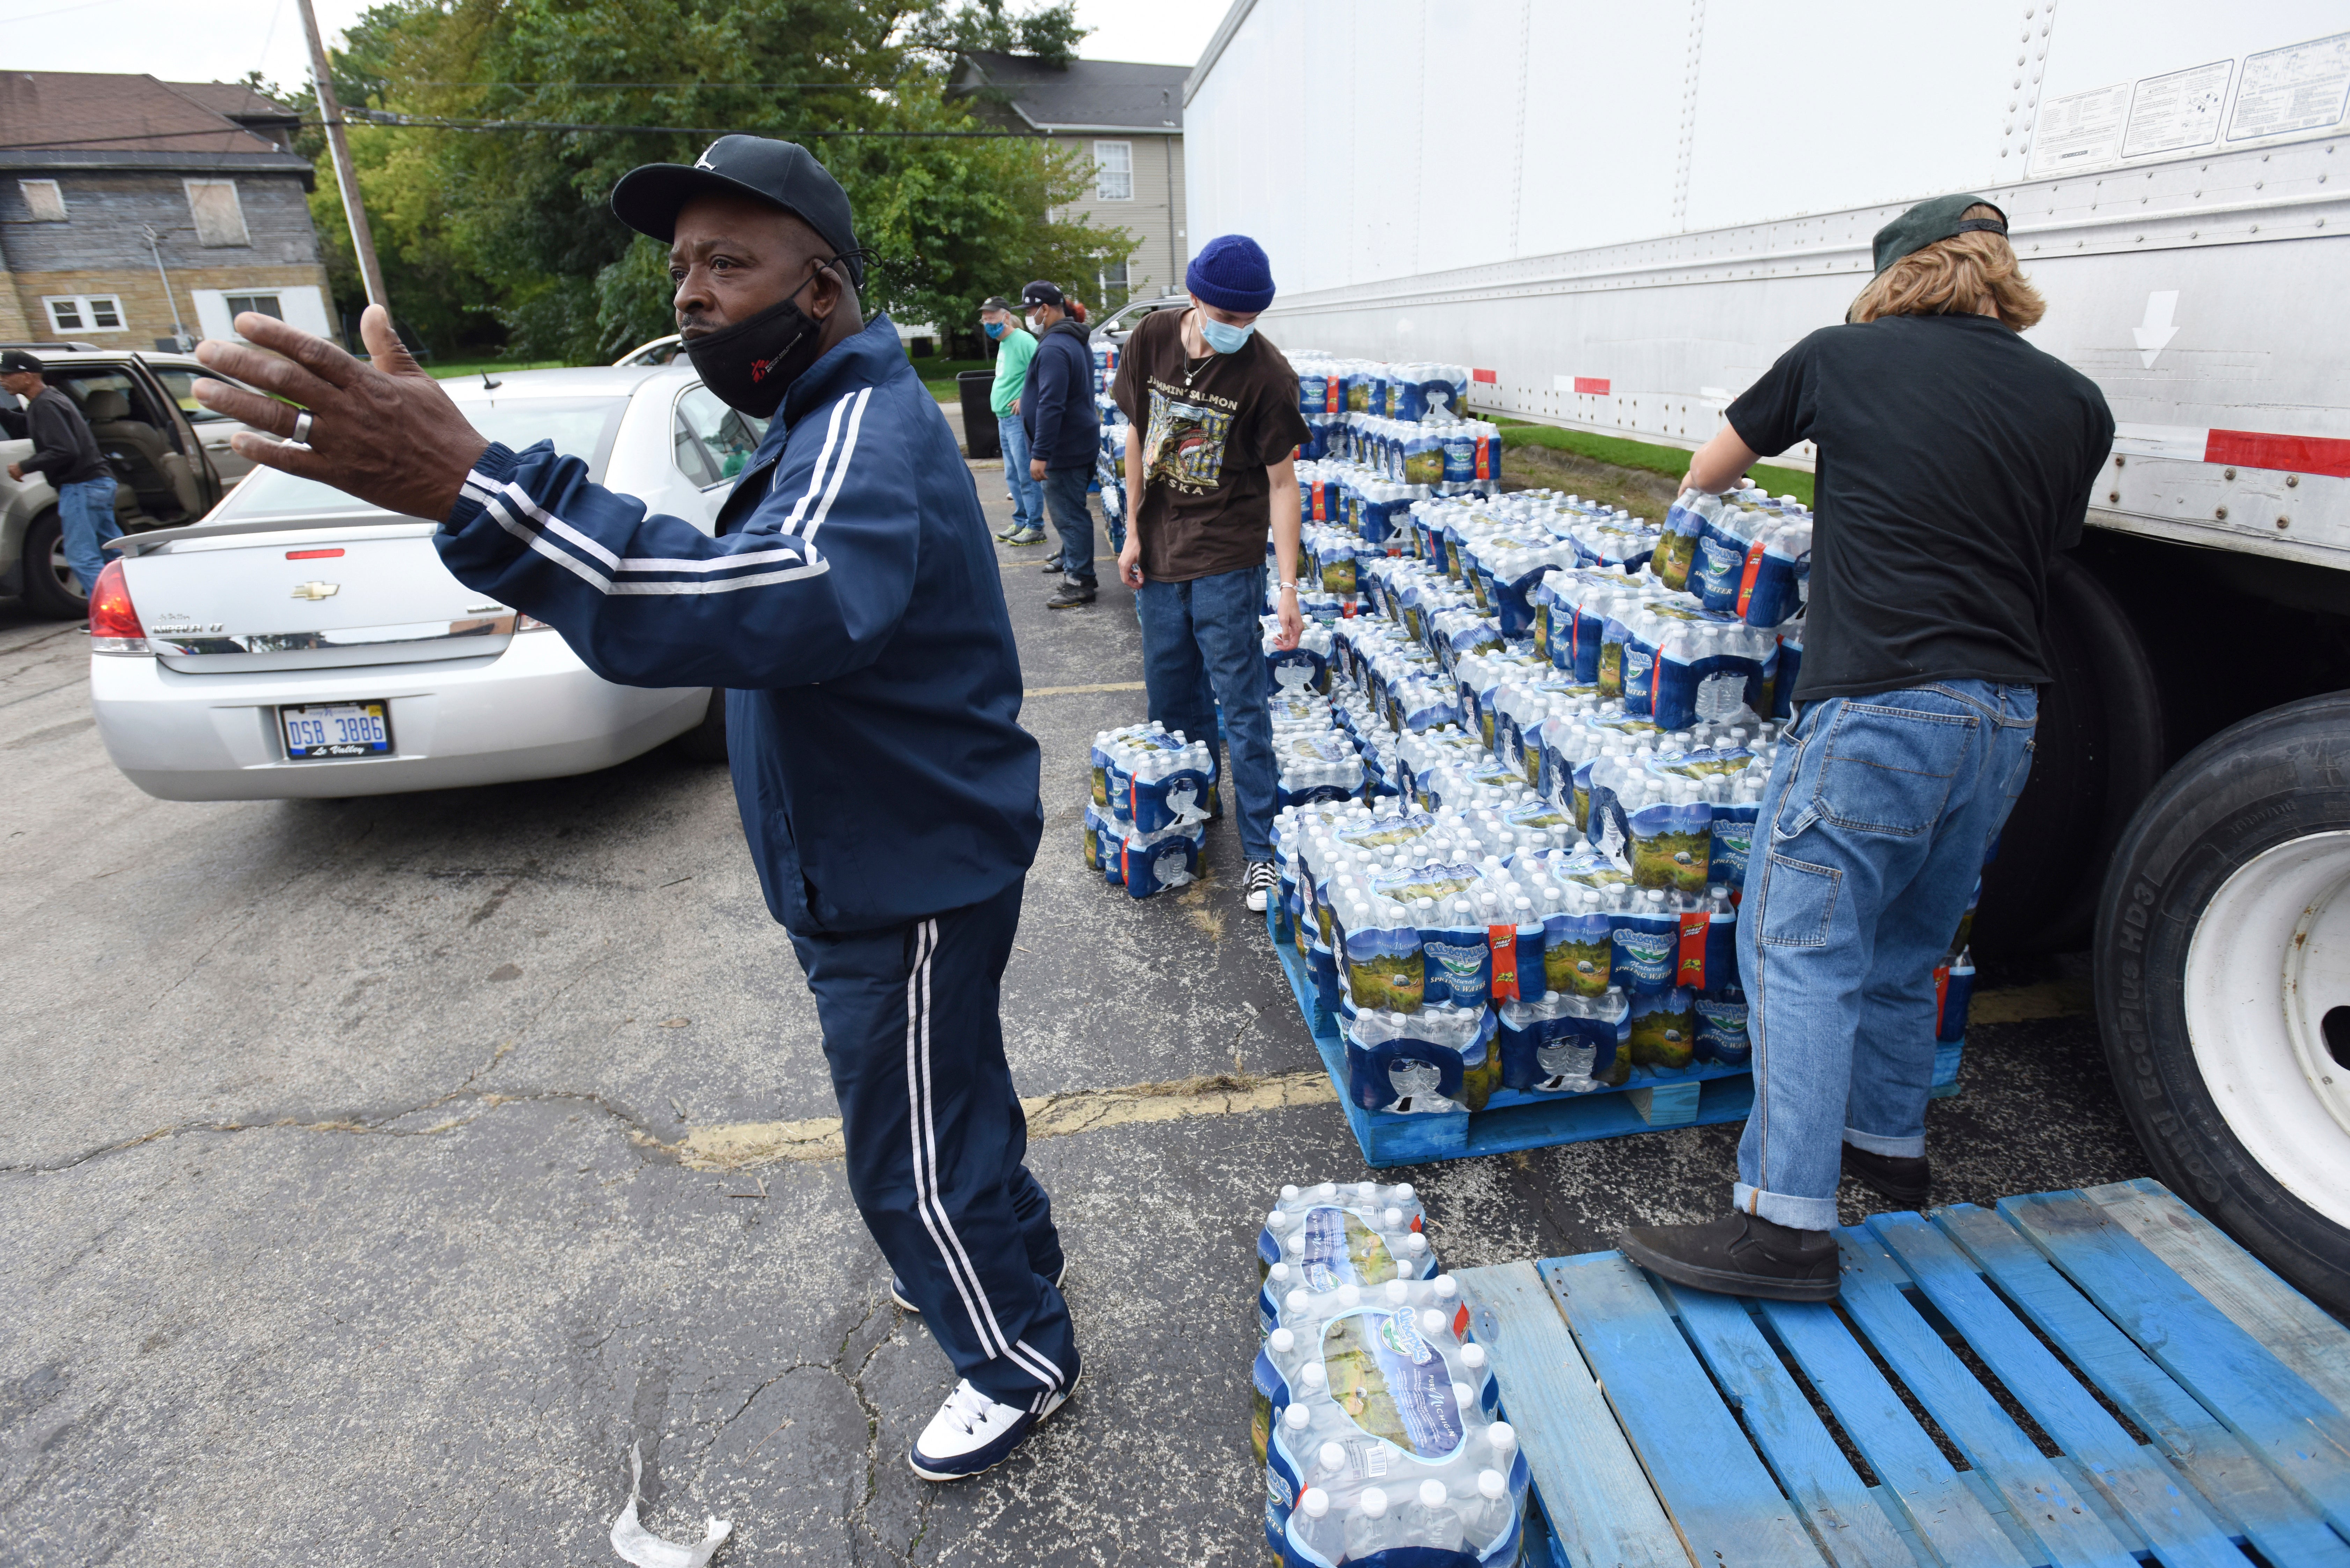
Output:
top-left (1111, 234), bottom-right (1310, 911)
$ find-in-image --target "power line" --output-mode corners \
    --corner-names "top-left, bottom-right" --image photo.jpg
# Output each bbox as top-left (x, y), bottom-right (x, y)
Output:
top-left (0, 117), bottom-right (1038, 152)
top-left (344, 111), bottom-right (1036, 138)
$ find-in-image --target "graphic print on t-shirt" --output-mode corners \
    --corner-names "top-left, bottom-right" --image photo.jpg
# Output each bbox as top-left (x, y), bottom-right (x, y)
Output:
top-left (1142, 384), bottom-right (1234, 494)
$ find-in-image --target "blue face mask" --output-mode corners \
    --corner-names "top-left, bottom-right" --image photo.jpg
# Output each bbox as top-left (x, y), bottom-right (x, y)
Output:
top-left (983, 321), bottom-right (1005, 340)
top-left (1200, 315), bottom-right (1256, 354)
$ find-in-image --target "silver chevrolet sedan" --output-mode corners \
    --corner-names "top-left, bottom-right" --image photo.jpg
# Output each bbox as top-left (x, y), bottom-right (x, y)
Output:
top-left (88, 364), bottom-right (767, 800)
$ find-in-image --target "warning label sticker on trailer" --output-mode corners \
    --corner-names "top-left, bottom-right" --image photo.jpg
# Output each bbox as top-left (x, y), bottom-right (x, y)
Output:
top-left (2228, 31), bottom-right (2350, 141)
top-left (2030, 82), bottom-right (2131, 177)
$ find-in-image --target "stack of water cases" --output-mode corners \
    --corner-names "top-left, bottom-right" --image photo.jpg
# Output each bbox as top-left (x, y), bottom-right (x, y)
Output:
top-left (1084, 723), bottom-right (1217, 898)
top-left (1254, 464), bottom-right (1982, 1129)
top-left (1251, 1182), bottom-right (1530, 1566)
top-left (1094, 393), bottom-right (1129, 530)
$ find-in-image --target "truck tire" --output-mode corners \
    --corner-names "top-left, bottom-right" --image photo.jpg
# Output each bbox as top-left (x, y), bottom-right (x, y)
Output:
top-left (20, 509), bottom-right (90, 620)
top-left (675, 690), bottom-right (728, 763)
top-left (2093, 692), bottom-right (2350, 1315)
top-left (1976, 555), bottom-right (2165, 954)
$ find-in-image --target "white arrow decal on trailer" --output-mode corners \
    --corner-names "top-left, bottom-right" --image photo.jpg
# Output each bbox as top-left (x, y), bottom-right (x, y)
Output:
top-left (2133, 290), bottom-right (2181, 369)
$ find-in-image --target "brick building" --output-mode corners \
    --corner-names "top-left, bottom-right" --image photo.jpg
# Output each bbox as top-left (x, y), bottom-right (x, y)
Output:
top-left (950, 52), bottom-right (1189, 308)
top-left (0, 73), bottom-right (331, 351)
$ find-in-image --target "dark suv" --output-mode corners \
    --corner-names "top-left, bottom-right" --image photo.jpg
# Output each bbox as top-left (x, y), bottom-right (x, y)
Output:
top-left (0, 345), bottom-right (235, 617)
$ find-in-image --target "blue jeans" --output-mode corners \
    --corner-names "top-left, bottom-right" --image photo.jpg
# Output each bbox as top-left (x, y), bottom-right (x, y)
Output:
top-left (1041, 466), bottom-right (1094, 586)
top-left (58, 475), bottom-right (120, 598)
top-left (1138, 565), bottom-right (1276, 861)
top-left (1734, 680), bottom-right (2037, 1232)
top-left (998, 414), bottom-right (1042, 534)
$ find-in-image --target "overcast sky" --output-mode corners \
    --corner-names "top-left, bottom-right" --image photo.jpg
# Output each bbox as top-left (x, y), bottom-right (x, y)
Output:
top-left (4, 0), bottom-right (1227, 95)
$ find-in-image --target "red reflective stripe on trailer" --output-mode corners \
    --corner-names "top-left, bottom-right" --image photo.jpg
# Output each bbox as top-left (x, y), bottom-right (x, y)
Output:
top-left (1472, 368), bottom-right (1497, 384)
top-left (2202, 428), bottom-right (2350, 479)
top-left (1574, 377), bottom-right (1611, 395)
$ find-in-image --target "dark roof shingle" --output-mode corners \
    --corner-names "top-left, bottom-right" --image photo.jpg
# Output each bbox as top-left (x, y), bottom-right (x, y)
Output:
top-left (954, 52), bottom-right (1185, 132)
top-left (0, 72), bottom-right (285, 155)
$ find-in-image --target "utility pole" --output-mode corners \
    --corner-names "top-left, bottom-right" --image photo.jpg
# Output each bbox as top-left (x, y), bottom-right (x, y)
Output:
top-left (295, 0), bottom-right (388, 319)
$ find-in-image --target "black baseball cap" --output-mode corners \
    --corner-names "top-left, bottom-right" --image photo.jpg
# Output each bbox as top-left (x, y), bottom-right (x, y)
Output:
top-left (979, 296), bottom-right (1014, 314)
top-left (611, 135), bottom-right (864, 287)
top-left (0, 349), bottom-right (41, 374)
top-left (1871, 193), bottom-right (2008, 275)
top-left (1020, 280), bottom-right (1064, 309)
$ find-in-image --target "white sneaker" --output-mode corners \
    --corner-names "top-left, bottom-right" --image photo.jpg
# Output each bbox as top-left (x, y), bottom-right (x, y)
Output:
top-left (908, 1375), bottom-right (1078, 1481)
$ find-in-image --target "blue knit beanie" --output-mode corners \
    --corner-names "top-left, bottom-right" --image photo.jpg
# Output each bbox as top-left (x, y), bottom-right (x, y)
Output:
top-left (1186, 234), bottom-right (1276, 313)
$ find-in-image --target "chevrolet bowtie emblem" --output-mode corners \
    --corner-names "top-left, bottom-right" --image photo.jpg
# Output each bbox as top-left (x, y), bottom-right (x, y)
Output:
top-left (291, 581), bottom-right (340, 601)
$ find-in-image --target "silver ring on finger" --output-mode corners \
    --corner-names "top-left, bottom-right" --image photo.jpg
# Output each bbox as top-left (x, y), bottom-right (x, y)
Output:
top-left (289, 410), bottom-right (314, 447)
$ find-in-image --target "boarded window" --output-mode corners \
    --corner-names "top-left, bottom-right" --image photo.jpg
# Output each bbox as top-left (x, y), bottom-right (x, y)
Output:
top-left (185, 180), bottom-right (250, 246)
top-left (1093, 141), bottom-right (1132, 201)
top-left (18, 179), bottom-right (66, 221)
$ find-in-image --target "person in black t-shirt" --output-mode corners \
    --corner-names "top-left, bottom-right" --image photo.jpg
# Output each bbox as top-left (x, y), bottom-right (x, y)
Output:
top-left (1619, 196), bottom-right (2114, 1302)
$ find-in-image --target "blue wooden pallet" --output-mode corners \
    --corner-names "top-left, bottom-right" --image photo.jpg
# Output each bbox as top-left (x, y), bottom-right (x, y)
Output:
top-left (1265, 904), bottom-right (1960, 1168)
top-left (1454, 1179), bottom-right (2350, 1568)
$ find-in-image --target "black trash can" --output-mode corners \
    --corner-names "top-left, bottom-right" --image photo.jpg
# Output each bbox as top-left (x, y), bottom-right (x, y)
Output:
top-left (957, 370), bottom-right (1000, 460)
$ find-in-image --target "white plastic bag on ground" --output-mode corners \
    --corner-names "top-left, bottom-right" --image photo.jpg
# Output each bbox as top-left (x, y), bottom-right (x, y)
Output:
top-left (612, 1443), bottom-right (731, 1568)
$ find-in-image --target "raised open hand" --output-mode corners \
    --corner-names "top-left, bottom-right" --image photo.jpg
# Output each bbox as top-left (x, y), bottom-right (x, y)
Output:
top-left (192, 304), bottom-right (492, 521)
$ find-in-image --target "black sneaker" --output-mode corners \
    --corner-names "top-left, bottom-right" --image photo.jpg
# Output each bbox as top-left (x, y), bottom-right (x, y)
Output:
top-left (1842, 1143), bottom-right (1931, 1205)
top-left (1617, 1212), bottom-right (1840, 1302)
top-left (1245, 860), bottom-right (1278, 912)
top-left (1047, 581), bottom-right (1096, 609)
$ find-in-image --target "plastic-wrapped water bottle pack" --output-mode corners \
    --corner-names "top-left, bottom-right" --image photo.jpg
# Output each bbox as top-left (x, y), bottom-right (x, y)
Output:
top-left (1249, 1182), bottom-right (1532, 1567)
top-left (1085, 723), bottom-right (1216, 899)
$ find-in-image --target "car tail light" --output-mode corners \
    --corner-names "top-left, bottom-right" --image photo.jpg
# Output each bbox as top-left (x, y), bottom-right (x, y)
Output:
top-left (87, 559), bottom-right (149, 655)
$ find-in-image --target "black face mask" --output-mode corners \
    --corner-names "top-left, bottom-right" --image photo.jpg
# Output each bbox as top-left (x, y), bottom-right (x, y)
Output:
top-left (683, 268), bottom-right (832, 419)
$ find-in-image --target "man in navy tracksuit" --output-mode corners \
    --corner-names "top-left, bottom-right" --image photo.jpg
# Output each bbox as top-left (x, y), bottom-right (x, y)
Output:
top-left (188, 136), bottom-right (1077, 1481)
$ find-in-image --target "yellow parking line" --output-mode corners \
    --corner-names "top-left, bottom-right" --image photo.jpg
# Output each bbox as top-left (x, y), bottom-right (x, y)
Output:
top-left (1026, 681), bottom-right (1145, 697)
top-left (1967, 979), bottom-right (2090, 1025)
top-left (656, 983), bottom-right (2088, 1170)
top-left (670, 1068), bottom-right (1335, 1170)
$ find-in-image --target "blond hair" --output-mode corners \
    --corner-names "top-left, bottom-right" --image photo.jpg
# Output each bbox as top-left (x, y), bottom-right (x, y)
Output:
top-left (1850, 205), bottom-right (2046, 330)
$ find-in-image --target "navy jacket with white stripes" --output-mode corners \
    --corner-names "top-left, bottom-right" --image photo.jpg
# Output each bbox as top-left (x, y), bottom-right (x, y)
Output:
top-left (435, 312), bottom-right (1043, 935)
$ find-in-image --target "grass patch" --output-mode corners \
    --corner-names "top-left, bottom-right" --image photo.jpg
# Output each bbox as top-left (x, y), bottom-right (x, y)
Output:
top-left (428, 358), bottom-right (570, 381)
top-left (911, 353), bottom-right (993, 402)
top-left (1488, 417), bottom-right (1813, 508)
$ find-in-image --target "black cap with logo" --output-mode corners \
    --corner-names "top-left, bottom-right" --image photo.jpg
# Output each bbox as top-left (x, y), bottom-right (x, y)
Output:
top-left (1020, 280), bottom-right (1065, 309)
top-left (0, 349), bottom-right (42, 374)
top-left (611, 135), bottom-right (865, 287)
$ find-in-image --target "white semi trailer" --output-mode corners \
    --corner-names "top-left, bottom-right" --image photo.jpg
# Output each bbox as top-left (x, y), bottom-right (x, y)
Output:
top-left (1185, 0), bottom-right (2350, 1310)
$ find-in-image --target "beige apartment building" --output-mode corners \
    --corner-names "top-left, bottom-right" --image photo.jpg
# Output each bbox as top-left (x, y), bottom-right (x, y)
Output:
top-left (950, 51), bottom-right (1189, 308)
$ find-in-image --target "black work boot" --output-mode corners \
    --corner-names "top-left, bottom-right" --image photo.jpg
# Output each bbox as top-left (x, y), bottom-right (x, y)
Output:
top-left (1047, 578), bottom-right (1096, 609)
top-left (1617, 1212), bottom-right (1839, 1302)
top-left (1842, 1143), bottom-right (1931, 1206)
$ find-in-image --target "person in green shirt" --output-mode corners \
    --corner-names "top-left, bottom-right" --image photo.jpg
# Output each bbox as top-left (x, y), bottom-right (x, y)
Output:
top-left (979, 296), bottom-right (1044, 546)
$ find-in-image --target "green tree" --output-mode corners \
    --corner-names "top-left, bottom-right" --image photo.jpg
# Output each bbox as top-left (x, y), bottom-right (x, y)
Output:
top-left (292, 0), bottom-right (1133, 363)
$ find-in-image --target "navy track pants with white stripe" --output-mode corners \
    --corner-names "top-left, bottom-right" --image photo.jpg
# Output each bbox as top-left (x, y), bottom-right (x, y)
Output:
top-left (788, 881), bottom-right (1078, 1407)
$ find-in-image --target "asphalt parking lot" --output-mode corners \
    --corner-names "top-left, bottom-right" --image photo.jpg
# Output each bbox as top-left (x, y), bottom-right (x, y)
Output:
top-left (0, 459), bottom-right (2153, 1565)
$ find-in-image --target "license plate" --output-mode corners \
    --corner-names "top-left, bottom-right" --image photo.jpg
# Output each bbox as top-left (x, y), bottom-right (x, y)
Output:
top-left (280, 700), bottom-right (392, 760)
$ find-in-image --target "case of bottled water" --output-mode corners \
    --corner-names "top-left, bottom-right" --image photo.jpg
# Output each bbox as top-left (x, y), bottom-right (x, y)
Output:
top-left (1256, 1270), bottom-right (1531, 1566)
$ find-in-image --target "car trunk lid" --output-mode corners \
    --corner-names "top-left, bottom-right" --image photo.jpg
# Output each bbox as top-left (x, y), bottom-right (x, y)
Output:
top-left (121, 523), bottom-right (520, 674)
